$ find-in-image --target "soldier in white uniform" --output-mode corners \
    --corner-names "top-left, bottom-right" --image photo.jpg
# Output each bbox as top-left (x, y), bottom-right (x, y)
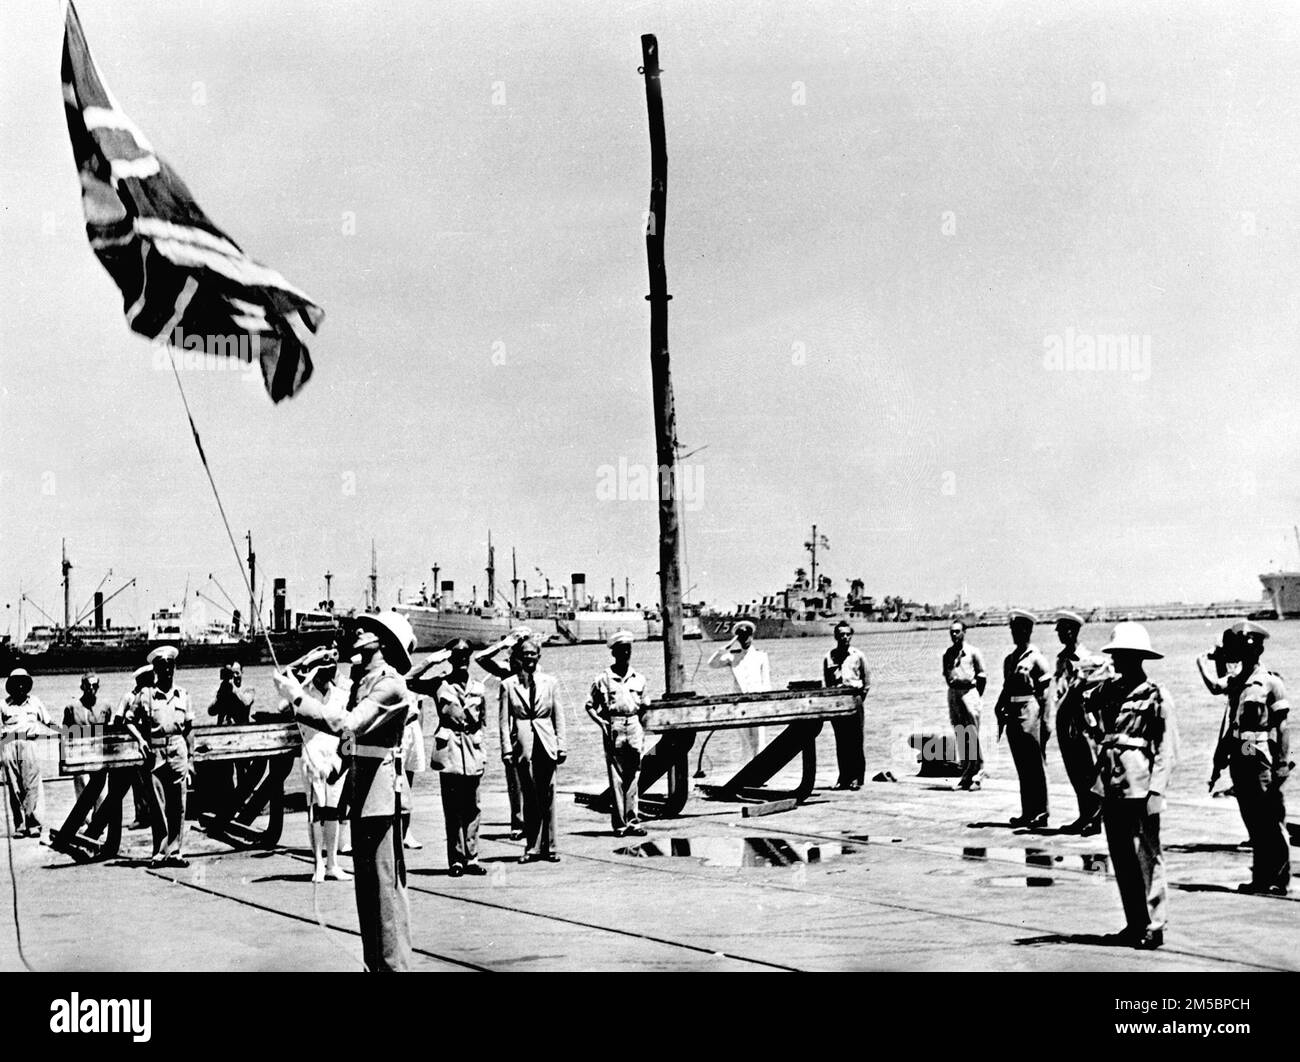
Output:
top-left (708, 620), bottom-right (771, 757)
top-left (276, 611), bottom-right (417, 972)
top-left (586, 631), bottom-right (649, 837)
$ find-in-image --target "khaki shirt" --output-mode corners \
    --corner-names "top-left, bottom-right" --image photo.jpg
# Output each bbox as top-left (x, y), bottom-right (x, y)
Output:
top-left (1226, 664), bottom-right (1290, 768)
top-left (1086, 677), bottom-right (1176, 799)
top-left (294, 662), bottom-right (411, 818)
top-left (434, 676), bottom-right (487, 777)
top-left (133, 686), bottom-right (194, 774)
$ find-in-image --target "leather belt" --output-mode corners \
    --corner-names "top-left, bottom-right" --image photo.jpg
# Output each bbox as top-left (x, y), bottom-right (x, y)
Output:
top-left (1101, 735), bottom-right (1150, 751)
top-left (347, 743), bottom-right (400, 761)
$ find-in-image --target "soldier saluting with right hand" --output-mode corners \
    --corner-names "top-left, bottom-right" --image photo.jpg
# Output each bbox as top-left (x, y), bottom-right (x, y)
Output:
top-left (1197, 620), bottom-right (1293, 896)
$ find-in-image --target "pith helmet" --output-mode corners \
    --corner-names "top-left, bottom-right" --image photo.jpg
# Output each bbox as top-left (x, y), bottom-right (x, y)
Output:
top-left (1101, 621), bottom-right (1162, 659)
top-left (5, 668), bottom-right (32, 696)
top-left (353, 610), bottom-right (416, 673)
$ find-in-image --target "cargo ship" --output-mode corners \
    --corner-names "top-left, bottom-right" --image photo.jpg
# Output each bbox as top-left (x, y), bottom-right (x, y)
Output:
top-left (2, 540), bottom-right (339, 674)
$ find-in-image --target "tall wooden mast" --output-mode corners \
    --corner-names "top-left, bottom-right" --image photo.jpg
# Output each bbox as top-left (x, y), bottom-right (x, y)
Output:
top-left (640, 34), bottom-right (685, 695)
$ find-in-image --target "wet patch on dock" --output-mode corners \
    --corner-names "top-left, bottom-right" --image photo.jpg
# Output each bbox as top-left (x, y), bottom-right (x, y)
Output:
top-left (613, 836), bottom-right (864, 867)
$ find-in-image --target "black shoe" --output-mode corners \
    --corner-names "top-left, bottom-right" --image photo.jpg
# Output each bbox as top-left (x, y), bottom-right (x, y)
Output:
top-left (518, 853), bottom-right (537, 864)
top-left (1024, 813), bottom-right (1049, 831)
top-left (847, 780), bottom-right (862, 791)
top-left (1009, 815), bottom-right (1028, 827)
top-left (509, 830), bottom-right (526, 841)
top-left (1237, 881), bottom-right (1266, 894)
top-left (832, 780), bottom-right (849, 791)
top-left (448, 864), bottom-right (464, 877)
top-left (464, 863), bottom-right (487, 876)
top-left (544, 852), bottom-right (561, 863)
top-left (1059, 818), bottom-right (1085, 834)
top-left (1134, 928), bottom-right (1164, 950)
top-left (1079, 819), bottom-right (1103, 837)
top-left (624, 826), bottom-right (648, 837)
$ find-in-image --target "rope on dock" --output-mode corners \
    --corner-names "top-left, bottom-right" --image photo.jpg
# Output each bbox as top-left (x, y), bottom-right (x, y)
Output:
top-left (1, 796), bottom-right (35, 972)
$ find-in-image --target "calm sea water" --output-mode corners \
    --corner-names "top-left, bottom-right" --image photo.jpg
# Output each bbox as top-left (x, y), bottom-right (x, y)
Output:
top-left (27, 618), bottom-right (1289, 798)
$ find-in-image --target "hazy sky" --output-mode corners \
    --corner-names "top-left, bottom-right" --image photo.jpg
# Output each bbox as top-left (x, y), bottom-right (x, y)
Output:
top-left (3, 0), bottom-right (1300, 634)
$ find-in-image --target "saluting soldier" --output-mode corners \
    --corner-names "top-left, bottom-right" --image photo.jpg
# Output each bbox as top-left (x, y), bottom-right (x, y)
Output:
top-left (1199, 620), bottom-right (1292, 895)
top-left (132, 646), bottom-right (195, 868)
top-left (585, 630), bottom-right (649, 837)
top-left (941, 620), bottom-right (986, 790)
top-left (1083, 621), bottom-right (1177, 949)
top-left (994, 610), bottom-right (1052, 828)
top-left (433, 639), bottom-right (489, 876)
top-left (474, 627), bottom-right (533, 841)
top-left (1051, 611), bottom-right (1108, 835)
top-left (276, 611), bottom-right (418, 972)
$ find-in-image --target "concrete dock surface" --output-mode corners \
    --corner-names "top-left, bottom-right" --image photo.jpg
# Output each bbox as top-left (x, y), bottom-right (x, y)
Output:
top-left (1, 763), bottom-right (1295, 973)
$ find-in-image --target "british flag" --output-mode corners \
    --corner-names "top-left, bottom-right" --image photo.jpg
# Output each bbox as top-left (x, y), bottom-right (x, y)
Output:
top-left (61, 2), bottom-right (323, 402)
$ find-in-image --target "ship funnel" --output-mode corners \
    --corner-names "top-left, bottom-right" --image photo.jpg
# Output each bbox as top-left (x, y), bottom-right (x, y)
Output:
top-left (273, 578), bottom-right (288, 632)
top-left (93, 591), bottom-right (104, 630)
top-left (440, 580), bottom-right (454, 603)
top-left (571, 573), bottom-right (586, 608)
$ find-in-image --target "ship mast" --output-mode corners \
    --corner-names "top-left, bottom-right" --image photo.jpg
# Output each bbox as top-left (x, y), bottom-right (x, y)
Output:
top-left (246, 531), bottom-right (256, 634)
top-left (62, 538), bottom-right (72, 637)
top-left (369, 539), bottom-right (378, 612)
top-left (324, 570), bottom-right (333, 608)
top-left (511, 548), bottom-right (519, 612)
top-left (486, 532), bottom-right (496, 609)
top-left (640, 34), bottom-right (685, 695)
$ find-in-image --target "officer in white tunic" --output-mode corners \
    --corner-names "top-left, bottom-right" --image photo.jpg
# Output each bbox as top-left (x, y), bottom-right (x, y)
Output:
top-left (276, 611), bottom-right (417, 972)
top-left (708, 620), bottom-right (771, 757)
top-left (585, 631), bottom-right (649, 837)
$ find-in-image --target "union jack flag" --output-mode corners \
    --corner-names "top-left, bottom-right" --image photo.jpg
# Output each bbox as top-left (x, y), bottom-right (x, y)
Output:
top-left (61, 2), bottom-right (323, 402)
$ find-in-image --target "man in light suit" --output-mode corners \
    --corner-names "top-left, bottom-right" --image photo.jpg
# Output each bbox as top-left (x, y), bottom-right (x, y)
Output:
top-left (499, 639), bottom-right (567, 863)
